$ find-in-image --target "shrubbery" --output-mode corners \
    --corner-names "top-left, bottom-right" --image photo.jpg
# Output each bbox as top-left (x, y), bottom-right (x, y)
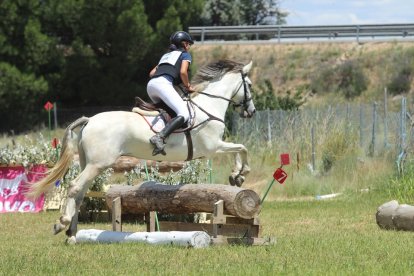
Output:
top-left (253, 79), bottom-right (305, 111)
top-left (310, 60), bottom-right (368, 99)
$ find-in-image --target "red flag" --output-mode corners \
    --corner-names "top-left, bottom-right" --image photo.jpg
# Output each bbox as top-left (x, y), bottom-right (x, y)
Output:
top-left (273, 168), bottom-right (288, 184)
top-left (44, 101), bottom-right (54, 111)
top-left (51, 138), bottom-right (59, 148)
top-left (280, 153), bottom-right (290, 166)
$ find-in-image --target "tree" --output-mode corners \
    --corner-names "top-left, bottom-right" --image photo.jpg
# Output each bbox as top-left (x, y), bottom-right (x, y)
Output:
top-left (0, 0), bottom-right (57, 132)
top-left (201, 0), bottom-right (238, 26)
top-left (201, 0), bottom-right (287, 26)
top-left (0, 0), bottom-right (212, 132)
top-left (240, 0), bottom-right (287, 25)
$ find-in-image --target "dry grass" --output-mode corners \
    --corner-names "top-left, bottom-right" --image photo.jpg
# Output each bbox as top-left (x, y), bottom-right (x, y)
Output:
top-left (192, 41), bottom-right (414, 111)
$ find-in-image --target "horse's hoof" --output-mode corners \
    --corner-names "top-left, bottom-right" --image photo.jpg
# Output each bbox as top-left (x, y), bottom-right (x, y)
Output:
top-left (152, 148), bottom-right (166, 156)
top-left (234, 175), bottom-right (245, 187)
top-left (66, 236), bottom-right (77, 245)
top-left (229, 175), bottom-right (236, 186)
top-left (53, 222), bottom-right (65, 235)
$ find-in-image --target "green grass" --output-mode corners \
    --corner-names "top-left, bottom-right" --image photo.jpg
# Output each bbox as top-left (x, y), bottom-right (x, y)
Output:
top-left (1, 191), bottom-right (413, 275)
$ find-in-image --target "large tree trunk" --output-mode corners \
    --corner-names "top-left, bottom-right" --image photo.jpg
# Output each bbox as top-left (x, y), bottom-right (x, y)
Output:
top-left (106, 181), bottom-right (261, 219)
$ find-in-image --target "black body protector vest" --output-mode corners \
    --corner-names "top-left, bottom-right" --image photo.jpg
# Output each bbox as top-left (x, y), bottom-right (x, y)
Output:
top-left (152, 50), bottom-right (184, 85)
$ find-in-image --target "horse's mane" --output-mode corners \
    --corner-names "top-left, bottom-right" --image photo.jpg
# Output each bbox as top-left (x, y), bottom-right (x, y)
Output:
top-left (191, 60), bottom-right (244, 93)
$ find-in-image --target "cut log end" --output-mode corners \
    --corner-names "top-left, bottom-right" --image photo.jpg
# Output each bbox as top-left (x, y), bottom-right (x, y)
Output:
top-left (233, 189), bottom-right (261, 219)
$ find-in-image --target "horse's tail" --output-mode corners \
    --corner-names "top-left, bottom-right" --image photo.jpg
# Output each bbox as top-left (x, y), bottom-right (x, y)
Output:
top-left (26, 116), bottom-right (90, 199)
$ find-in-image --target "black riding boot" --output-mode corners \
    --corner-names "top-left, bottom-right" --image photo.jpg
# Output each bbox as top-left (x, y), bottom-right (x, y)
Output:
top-left (150, 116), bottom-right (185, 156)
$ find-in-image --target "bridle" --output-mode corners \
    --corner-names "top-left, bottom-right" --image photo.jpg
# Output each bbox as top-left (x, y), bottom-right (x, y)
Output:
top-left (189, 71), bottom-right (253, 124)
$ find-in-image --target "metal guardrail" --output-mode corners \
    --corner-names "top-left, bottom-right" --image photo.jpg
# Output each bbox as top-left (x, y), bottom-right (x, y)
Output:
top-left (189, 23), bottom-right (414, 43)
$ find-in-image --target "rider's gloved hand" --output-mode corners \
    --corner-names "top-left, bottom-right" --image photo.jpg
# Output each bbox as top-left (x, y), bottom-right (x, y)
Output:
top-left (186, 84), bottom-right (196, 93)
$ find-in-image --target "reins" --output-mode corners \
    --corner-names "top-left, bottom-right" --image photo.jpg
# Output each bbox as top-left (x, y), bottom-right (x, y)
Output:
top-left (177, 71), bottom-right (251, 161)
top-left (183, 71), bottom-right (251, 128)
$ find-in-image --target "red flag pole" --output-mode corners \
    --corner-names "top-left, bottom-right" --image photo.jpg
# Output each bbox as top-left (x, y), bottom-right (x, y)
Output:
top-left (44, 101), bottom-right (54, 143)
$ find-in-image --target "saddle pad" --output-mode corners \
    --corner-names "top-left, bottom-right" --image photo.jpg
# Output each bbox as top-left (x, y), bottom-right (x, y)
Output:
top-left (132, 107), bottom-right (166, 132)
top-left (132, 107), bottom-right (159, 116)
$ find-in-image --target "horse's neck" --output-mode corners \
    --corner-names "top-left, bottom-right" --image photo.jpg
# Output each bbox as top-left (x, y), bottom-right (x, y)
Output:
top-left (192, 75), bottom-right (236, 121)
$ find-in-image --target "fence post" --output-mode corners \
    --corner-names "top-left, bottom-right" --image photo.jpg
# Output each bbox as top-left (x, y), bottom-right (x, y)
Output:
top-left (267, 109), bottom-right (272, 143)
top-left (201, 27), bottom-right (205, 43)
top-left (346, 103), bottom-right (350, 135)
top-left (311, 126), bottom-right (316, 172)
top-left (277, 25), bottom-right (281, 43)
top-left (384, 87), bottom-right (389, 147)
top-left (53, 102), bottom-right (58, 129)
top-left (400, 97), bottom-right (407, 152)
top-left (396, 97), bottom-right (407, 174)
top-left (369, 102), bottom-right (377, 156)
top-left (359, 104), bottom-right (364, 147)
top-left (356, 25), bottom-right (360, 43)
top-left (279, 109), bottom-right (283, 137)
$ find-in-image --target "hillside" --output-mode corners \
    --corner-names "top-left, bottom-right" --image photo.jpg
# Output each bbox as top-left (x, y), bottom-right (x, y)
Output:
top-left (192, 41), bottom-right (414, 111)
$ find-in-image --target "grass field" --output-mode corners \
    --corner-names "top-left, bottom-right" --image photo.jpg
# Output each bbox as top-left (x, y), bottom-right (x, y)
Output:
top-left (1, 120), bottom-right (412, 275)
top-left (1, 190), bottom-right (413, 275)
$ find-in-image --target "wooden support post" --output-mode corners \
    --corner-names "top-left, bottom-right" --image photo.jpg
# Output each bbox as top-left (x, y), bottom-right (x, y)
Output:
top-left (212, 200), bottom-right (225, 238)
top-left (112, 197), bottom-right (122, 232)
top-left (146, 211), bottom-right (156, 232)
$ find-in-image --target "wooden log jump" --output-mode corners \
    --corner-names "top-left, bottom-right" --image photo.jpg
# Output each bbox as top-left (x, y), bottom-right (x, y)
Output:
top-left (105, 181), bottom-right (261, 219)
top-left (112, 156), bottom-right (183, 173)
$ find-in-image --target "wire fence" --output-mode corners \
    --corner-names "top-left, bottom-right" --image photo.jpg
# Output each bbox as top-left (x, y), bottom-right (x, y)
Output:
top-left (231, 98), bottom-right (413, 171)
top-left (52, 97), bottom-right (413, 172)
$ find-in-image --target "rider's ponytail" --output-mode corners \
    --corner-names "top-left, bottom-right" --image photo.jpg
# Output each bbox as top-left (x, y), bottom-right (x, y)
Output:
top-left (169, 44), bottom-right (178, 51)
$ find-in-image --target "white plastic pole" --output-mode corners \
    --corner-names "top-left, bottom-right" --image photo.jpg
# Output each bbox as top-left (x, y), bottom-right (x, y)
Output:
top-left (76, 229), bottom-right (211, 248)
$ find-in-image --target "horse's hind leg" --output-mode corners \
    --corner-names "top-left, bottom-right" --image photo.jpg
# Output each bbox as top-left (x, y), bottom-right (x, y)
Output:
top-left (54, 164), bottom-right (100, 241)
top-left (215, 141), bottom-right (250, 187)
top-left (229, 152), bottom-right (250, 187)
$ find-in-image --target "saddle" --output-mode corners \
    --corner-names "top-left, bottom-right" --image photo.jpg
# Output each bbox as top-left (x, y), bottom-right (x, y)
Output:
top-left (133, 97), bottom-right (176, 122)
top-left (133, 96), bottom-right (194, 161)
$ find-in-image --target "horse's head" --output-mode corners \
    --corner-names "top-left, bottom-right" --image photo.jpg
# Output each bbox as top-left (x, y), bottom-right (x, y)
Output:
top-left (232, 61), bottom-right (256, 118)
top-left (191, 59), bottom-right (256, 118)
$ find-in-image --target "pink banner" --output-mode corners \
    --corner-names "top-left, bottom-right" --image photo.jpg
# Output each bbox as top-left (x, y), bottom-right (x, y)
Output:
top-left (0, 165), bottom-right (47, 213)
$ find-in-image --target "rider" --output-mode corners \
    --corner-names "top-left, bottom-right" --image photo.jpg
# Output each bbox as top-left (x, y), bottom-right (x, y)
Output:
top-left (147, 31), bottom-right (195, 156)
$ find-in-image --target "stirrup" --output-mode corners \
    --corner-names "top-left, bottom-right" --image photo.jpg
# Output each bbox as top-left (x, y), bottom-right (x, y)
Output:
top-left (150, 135), bottom-right (166, 156)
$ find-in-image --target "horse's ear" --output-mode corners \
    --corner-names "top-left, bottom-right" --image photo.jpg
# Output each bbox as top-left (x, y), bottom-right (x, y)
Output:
top-left (242, 60), bottom-right (253, 74)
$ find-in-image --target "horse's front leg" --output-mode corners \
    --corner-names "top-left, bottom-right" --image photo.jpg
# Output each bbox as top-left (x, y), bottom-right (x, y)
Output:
top-left (215, 141), bottom-right (250, 187)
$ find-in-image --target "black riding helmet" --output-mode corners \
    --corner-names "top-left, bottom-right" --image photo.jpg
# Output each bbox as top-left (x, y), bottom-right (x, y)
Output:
top-left (170, 31), bottom-right (194, 47)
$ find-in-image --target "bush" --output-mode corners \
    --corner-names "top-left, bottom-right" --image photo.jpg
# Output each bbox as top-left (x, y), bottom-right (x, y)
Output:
top-left (337, 60), bottom-right (368, 99)
top-left (321, 126), bottom-right (358, 172)
top-left (388, 66), bottom-right (412, 95)
top-left (309, 64), bottom-right (336, 94)
top-left (310, 60), bottom-right (367, 99)
top-left (253, 79), bottom-right (304, 111)
top-left (387, 163), bottom-right (414, 203)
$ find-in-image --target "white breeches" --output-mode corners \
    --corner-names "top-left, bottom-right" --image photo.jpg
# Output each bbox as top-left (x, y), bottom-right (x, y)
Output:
top-left (147, 76), bottom-right (190, 122)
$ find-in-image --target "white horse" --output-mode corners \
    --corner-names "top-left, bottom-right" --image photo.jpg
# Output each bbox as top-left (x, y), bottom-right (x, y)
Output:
top-left (28, 59), bottom-right (256, 243)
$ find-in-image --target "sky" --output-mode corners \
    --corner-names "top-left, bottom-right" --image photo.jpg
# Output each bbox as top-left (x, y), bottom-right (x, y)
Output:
top-left (280, 0), bottom-right (414, 26)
